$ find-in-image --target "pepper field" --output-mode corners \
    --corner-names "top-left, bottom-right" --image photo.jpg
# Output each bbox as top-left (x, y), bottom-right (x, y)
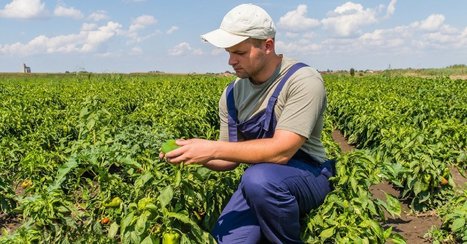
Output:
top-left (0, 72), bottom-right (465, 243)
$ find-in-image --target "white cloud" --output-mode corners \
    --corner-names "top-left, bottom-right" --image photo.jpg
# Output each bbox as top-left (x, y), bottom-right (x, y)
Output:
top-left (126, 15), bottom-right (157, 43)
top-left (413, 14), bottom-right (445, 32)
top-left (129, 15), bottom-right (157, 32)
top-left (0, 21), bottom-right (123, 55)
top-left (322, 2), bottom-right (378, 37)
top-left (276, 40), bottom-right (321, 54)
top-left (359, 27), bottom-right (408, 49)
top-left (285, 32), bottom-right (300, 38)
top-left (278, 4), bottom-right (320, 32)
top-left (81, 23), bottom-right (98, 31)
top-left (426, 32), bottom-right (454, 44)
top-left (276, 6), bottom-right (466, 60)
top-left (82, 22), bottom-right (122, 52)
top-left (357, 17), bottom-right (466, 51)
top-left (271, 2), bottom-right (465, 62)
top-left (385, 0), bottom-right (397, 18)
top-left (130, 47), bottom-right (142, 55)
top-left (0, 0), bottom-right (46, 19)
top-left (54, 5), bottom-right (83, 19)
top-left (88, 10), bottom-right (108, 22)
top-left (167, 26), bottom-right (179, 34)
top-left (168, 42), bottom-right (202, 56)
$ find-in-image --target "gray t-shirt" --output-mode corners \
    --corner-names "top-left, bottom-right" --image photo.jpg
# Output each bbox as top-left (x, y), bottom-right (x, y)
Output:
top-left (218, 57), bottom-right (327, 163)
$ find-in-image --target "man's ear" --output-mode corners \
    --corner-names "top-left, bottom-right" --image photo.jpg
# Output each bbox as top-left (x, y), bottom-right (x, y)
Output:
top-left (264, 38), bottom-right (275, 53)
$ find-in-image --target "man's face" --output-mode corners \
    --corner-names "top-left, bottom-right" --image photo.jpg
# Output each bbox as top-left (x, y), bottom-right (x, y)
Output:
top-left (225, 39), bottom-right (266, 79)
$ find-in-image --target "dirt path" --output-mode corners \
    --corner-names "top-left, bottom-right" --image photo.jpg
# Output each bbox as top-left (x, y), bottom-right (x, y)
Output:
top-left (331, 129), bottom-right (442, 243)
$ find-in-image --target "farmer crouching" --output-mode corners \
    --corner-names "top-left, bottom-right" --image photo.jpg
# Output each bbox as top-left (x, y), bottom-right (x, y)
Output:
top-left (161, 3), bottom-right (336, 243)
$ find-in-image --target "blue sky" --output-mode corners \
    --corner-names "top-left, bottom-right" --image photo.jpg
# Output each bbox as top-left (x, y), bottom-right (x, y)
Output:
top-left (1, 0), bottom-right (466, 73)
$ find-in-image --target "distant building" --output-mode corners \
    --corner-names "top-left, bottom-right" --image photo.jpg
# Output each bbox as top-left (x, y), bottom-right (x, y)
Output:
top-left (23, 63), bottom-right (31, 73)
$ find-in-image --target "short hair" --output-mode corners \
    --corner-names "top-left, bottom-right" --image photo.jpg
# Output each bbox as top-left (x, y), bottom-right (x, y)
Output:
top-left (249, 38), bottom-right (274, 47)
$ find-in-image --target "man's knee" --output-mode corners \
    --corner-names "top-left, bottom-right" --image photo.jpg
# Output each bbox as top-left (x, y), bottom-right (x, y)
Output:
top-left (241, 164), bottom-right (277, 203)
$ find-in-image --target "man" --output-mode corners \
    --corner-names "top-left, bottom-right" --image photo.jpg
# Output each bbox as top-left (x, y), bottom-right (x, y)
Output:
top-left (162, 3), bottom-right (335, 243)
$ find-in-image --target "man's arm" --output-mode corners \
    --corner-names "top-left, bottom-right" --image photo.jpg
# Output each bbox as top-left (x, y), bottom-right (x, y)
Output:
top-left (164, 129), bottom-right (306, 170)
top-left (202, 159), bottom-right (239, 171)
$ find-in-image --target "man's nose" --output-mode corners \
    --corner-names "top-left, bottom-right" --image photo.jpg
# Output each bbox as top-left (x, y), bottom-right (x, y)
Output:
top-left (228, 54), bottom-right (237, 66)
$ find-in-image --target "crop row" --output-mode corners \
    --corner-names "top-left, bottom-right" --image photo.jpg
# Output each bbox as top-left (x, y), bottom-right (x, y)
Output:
top-left (0, 73), bottom-right (238, 243)
top-left (324, 74), bottom-right (466, 242)
top-left (2, 72), bottom-right (464, 243)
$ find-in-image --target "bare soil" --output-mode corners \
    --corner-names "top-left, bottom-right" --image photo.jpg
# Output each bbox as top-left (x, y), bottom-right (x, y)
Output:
top-left (331, 129), bottom-right (447, 244)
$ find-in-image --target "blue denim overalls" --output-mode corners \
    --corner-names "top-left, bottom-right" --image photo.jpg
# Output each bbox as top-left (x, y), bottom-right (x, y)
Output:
top-left (212, 62), bottom-right (335, 244)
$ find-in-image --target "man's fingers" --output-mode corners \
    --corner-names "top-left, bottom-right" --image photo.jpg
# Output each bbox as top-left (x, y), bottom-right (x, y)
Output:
top-left (165, 146), bottom-right (183, 158)
top-left (175, 138), bottom-right (190, 146)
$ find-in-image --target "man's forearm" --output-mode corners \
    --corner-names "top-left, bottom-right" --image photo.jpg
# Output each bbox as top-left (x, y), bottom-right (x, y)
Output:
top-left (203, 159), bottom-right (239, 171)
top-left (164, 130), bottom-right (305, 168)
top-left (213, 131), bottom-right (305, 165)
top-left (203, 139), bottom-right (289, 171)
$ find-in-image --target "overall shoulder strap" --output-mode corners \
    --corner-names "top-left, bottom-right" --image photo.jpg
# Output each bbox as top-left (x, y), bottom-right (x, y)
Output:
top-left (226, 81), bottom-right (238, 142)
top-left (263, 62), bottom-right (309, 129)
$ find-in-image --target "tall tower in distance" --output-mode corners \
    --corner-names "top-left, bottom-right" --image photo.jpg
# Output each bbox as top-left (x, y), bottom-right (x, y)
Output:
top-left (23, 63), bottom-right (31, 73)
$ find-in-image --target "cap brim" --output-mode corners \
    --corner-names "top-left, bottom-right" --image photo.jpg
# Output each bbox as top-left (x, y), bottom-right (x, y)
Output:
top-left (201, 29), bottom-right (249, 48)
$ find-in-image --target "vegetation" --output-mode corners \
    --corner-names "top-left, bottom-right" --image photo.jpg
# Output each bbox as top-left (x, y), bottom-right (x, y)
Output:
top-left (324, 73), bottom-right (466, 243)
top-left (393, 64), bottom-right (467, 78)
top-left (349, 68), bottom-right (355, 77)
top-left (0, 71), bottom-right (465, 243)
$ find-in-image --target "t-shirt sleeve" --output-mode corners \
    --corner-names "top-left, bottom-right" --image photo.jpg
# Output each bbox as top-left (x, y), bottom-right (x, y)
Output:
top-left (218, 88), bottom-right (230, 142)
top-left (275, 68), bottom-right (326, 138)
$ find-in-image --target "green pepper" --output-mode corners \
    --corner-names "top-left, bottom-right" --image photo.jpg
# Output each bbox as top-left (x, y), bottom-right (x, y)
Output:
top-left (423, 174), bottom-right (431, 184)
top-left (137, 197), bottom-right (153, 211)
top-left (161, 139), bottom-right (180, 154)
top-left (162, 230), bottom-right (180, 244)
top-left (104, 197), bottom-right (122, 208)
top-left (442, 167), bottom-right (450, 177)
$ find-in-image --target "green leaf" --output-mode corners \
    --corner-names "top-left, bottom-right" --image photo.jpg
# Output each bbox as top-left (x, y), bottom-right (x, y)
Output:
top-left (120, 212), bottom-right (135, 237)
top-left (165, 211), bottom-right (206, 242)
top-left (92, 220), bottom-right (102, 235)
top-left (389, 232), bottom-right (407, 244)
top-left (135, 210), bottom-right (151, 235)
top-left (130, 231), bottom-right (141, 244)
top-left (451, 218), bottom-right (465, 232)
top-left (413, 180), bottom-right (422, 196)
top-left (384, 193), bottom-right (401, 217)
top-left (165, 211), bottom-right (198, 227)
top-left (121, 156), bottom-right (142, 170)
top-left (141, 235), bottom-right (154, 244)
top-left (48, 158), bottom-right (78, 192)
top-left (319, 227), bottom-right (335, 241)
top-left (350, 177), bottom-right (358, 193)
top-left (158, 185), bottom-right (173, 209)
top-left (367, 219), bottom-right (383, 239)
top-left (383, 226), bottom-right (393, 239)
top-left (86, 118), bottom-right (95, 131)
top-left (79, 107), bottom-right (89, 118)
top-left (196, 167), bottom-right (211, 179)
top-left (134, 172), bottom-right (153, 195)
top-left (108, 222), bottom-right (119, 239)
top-left (174, 169), bottom-right (181, 188)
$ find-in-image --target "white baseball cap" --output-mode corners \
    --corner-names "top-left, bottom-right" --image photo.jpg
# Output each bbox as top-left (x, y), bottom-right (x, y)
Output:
top-left (201, 4), bottom-right (276, 48)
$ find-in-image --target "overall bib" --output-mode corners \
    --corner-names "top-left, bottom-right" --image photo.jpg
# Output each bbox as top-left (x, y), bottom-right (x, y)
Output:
top-left (212, 63), bottom-right (335, 244)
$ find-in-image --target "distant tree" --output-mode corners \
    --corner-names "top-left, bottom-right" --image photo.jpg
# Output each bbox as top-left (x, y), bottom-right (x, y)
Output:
top-left (447, 64), bottom-right (466, 69)
top-left (350, 68), bottom-right (355, 77)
